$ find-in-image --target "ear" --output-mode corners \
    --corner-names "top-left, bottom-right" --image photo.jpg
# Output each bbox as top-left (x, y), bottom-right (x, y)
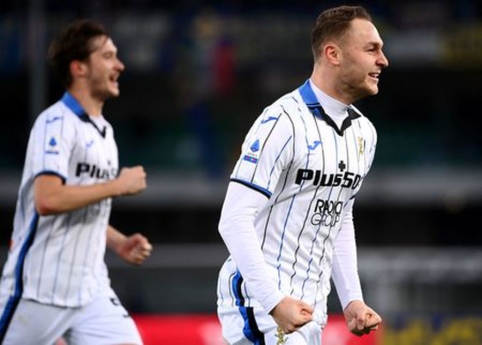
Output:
top-left (70, 60), bottom-right (87, 78)
top-left (324, 43), bottom-right (341, 66)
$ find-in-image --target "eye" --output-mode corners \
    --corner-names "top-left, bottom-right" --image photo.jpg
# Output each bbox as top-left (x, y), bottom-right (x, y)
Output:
top-left (367, 44), bottom-right (382, 53)
top-left (103, 52), bottom-right (115, 59)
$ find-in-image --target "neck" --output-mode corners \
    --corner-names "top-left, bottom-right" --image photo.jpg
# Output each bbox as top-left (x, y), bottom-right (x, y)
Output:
top-left (67, 86), bottom-right (103, 117)
top-left (310, 65), bottom-right (353, 105)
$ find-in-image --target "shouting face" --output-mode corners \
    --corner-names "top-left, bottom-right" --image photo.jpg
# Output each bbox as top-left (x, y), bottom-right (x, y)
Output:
top-left (83, 35), bottom-right (125, 101)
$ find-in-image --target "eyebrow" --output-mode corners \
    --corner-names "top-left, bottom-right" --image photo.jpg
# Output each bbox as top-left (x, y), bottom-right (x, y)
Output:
top-left (365, 41), bottom-right (384, 48)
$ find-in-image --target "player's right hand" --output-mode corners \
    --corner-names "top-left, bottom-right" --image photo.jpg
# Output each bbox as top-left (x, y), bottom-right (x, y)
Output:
top-left (117, 166), bottom-right (147, 195)
top-left (270, 296), bottom-right (314, 334)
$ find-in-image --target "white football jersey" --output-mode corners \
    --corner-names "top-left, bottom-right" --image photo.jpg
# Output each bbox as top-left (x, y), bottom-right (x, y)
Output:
top-left (0, 92), bottom-right (118, 310)
top-left (217, 80), bottom-right (377, 320)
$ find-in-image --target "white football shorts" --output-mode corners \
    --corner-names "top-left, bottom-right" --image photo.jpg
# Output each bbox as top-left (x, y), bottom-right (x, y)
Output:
top-left (218, 305), bottom-right (322, 345)
top-left (0, 292), bottom-right (143, 345)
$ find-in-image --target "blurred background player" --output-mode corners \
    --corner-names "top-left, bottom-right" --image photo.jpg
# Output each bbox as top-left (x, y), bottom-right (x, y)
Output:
top-left (0, 19), bottom-right (152, 344)
top-left (216, 5), bottom-right (387, 345)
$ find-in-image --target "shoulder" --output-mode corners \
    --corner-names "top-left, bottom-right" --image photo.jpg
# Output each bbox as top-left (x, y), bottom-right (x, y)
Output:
top-left (260, 88), bottom-right (309, 124)
top-left (34, 100), bottom-right (76, 125)
top-left (32, 100), bottom-right (78, 135)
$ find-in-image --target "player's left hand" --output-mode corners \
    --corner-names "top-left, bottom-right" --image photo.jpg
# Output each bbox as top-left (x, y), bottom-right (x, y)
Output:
top-left (117, 233), bottom-right (152, 265)
top-left (344, 300), bottom-right (382, 336)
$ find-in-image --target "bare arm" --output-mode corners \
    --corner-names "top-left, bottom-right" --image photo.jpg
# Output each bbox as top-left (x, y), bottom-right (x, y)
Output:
top-left (34, 166), bottom-right (146, 215)
top-left (107, 225), bottom-right (152, 265)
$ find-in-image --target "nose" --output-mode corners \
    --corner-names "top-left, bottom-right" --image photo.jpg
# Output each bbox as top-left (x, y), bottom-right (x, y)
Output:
top-left (116, 58), bottom-right (125, 72)
top-left (378, 51), bottom-right (389, 68)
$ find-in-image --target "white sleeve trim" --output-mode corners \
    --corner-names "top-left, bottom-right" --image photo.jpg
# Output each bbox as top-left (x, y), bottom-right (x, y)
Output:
top-left (218, 182), bottom-right (285, 312)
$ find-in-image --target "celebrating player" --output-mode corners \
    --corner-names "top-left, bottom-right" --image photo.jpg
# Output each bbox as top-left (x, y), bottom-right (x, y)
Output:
top-left (216, 5), bottom-right (388, 345)
top-left (0, 19), bottom-right (152, 344)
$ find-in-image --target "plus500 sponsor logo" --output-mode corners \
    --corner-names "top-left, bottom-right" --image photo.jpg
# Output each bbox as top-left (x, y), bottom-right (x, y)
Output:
top-left (75, 163), bottom-right (117, 180)
top-left (295, 169), bottom-right (362, 189)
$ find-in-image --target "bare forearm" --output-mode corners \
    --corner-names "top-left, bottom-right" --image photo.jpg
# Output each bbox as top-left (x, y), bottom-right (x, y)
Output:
top-left (106, 225), bottom-right (126, 254)
top-left (107, 225), bottom-right (152, 265)
top-left (34, 166), bottom-right (146, 216)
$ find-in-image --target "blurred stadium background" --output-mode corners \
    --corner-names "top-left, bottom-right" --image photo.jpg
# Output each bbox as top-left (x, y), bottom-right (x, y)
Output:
top-left (1, 0), bottom-right (482, 344)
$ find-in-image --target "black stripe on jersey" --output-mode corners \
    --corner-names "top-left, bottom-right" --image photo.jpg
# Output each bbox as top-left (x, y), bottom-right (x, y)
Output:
top-left (289, 110), bottom-right (326, 292)
top-left (259, 106), bottom-right (296, 250)
top-left (227, 270), bottom-right (237, 307)
top-left (250, 110), bottom-right (283, 183)
top-left (314, 130), bottom-right (352, 293)
top-left (35, 171), bottom-right (67, 184)
top-left (314, 130), bottom-right (343, 270)
top-left (61, 92), bottom-right (107, 138)
top-left (232, 274), bottom-right (266, 345)
top-left (78, 114), bottom-right (107, 138)
top-left (245, 307), bottom-right (266, 345)
top-left (231, 178), bottom-right (271, 199)
top-left (316, 106), bottom-right (361, 136)
top-left (233, 272), bottom-right (246, 307)
top-left (299, 80), bottom-right (361, 136)
top-left (0, 213), bottom-right (39, 343)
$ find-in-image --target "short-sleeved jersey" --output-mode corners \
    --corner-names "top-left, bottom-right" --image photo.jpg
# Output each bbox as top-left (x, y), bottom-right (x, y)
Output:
top-left (0, 92), bottom-right (118, 310)
top-left (217, 80), bottom-right (377, 321)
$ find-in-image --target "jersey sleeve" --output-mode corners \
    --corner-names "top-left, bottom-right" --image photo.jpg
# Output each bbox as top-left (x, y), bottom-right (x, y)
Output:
top-left (230, 105), bottom-right (294, 197)
top-left (332, 199), bottom-right (364, 310)
top-left (30, 108), bottom-right (75, 181)
top-left (218, 182), bottom-right (286, 312)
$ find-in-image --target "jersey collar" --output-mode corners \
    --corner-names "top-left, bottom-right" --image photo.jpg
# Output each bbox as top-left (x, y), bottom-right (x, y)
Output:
top-left (298, 79), bottom-right (360, 136)
top-left (61, 92), bottom-right (106, 138)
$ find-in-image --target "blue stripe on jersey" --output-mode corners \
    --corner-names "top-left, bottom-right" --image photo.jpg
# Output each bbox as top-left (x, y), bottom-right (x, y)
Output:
top-left (232, 271), bottom-right (265, 344)
top-left (0, 213), bottom-right (39, 342)
top-left (287, 108), bottom-right (320, 294)
top-left (275, 108), bottom-right (310, 289)
top-left (232, 271), bottom-right (245, 307)
top-left (242, 307), bottom-right (266, 345)
top-left (61, 92), bottom-right (84, 117)
top-left (303, 130), bottom-right (340, 298)
top-left (298, 80), bottom-right (323, 118)
top-left (61, 92), bottom-right (107, 138)
top-left (297, 86), bottom-right (345, 298)
top-left (265, 132), bottom-right (292, 192)
top-left (299, 80), bottom-right (360, 136)
top-left (231, 178), bottom-right (271, 199)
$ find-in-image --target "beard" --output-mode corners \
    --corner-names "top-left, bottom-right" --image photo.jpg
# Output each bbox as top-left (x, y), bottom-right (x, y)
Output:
top-left (90, 79), bottom-right (119, 101)
top-left (339, 71), bottom-right (378, 103)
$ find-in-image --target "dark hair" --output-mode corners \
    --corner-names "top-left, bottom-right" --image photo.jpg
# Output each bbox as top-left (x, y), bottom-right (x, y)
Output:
top-left (311, 5), bottom-right (372, 60)
top-left (48, 19), bottom-right (109, 88)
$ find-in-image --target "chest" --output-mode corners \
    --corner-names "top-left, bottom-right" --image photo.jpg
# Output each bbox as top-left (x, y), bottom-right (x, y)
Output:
top-left (291, 119), bottom-right (371, 195)
top-left (70, 123), bottom-right (118, 181)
